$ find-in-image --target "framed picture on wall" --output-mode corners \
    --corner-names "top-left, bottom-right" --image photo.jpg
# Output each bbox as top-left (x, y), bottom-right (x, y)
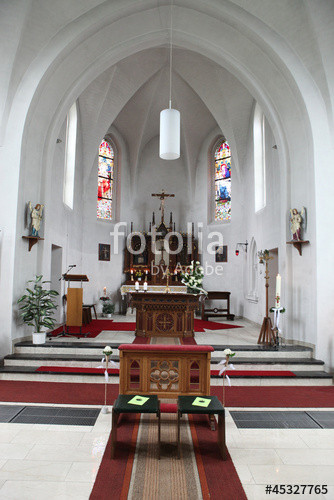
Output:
top-left (215, 245), bottom-right (228, 263)
top-left (98, 243), bottom-right (110, 261)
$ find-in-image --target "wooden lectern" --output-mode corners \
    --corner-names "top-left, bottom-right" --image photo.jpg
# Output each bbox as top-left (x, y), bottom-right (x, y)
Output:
top-left (63, 274), bottom-right (89, 336)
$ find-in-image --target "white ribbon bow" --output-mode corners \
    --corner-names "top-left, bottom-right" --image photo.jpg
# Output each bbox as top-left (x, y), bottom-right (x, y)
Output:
top-left (217, 359), bottom-right (235, 381)
top-left (97, 356), bottom-right (118, 383)
top-left (272, 307), bottom-right (284, 333)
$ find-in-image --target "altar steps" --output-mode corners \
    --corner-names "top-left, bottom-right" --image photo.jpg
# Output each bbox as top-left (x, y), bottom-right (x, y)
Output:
top-left (0, 365), bottom-right (331, 385)
top-left (3, 352), bottom-right (325, 372)
top-left (0, 341), bottom-right (332, 386)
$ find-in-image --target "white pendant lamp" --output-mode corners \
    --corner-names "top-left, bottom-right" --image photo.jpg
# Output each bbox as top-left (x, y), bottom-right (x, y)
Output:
top-left (159, 0), bottom-right (180, 160)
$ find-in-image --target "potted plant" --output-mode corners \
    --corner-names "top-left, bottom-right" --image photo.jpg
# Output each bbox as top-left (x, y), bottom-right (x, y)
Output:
top-left (102, 301), bottom-right (115, 318)
top-left (17, 275), bottom-right (59, 344)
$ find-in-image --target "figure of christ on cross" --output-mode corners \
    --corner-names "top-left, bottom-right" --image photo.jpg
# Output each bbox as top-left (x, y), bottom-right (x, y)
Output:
top-left (152, 190), bottom-right (175, 223)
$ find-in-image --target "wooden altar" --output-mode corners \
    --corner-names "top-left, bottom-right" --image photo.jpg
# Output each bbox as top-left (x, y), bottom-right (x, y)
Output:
top-left (130, 292), bottom-right (200, 338)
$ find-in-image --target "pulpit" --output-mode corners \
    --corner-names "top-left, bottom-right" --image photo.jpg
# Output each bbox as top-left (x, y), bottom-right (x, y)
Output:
top-left (130, 292), bottom-right (200, 338)
top-left (64, 274), bottom-right (89, 335)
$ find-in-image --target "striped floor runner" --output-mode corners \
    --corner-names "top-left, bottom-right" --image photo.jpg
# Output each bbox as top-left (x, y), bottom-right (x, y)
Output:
top-left (90, 411), bottom-right (247, 500)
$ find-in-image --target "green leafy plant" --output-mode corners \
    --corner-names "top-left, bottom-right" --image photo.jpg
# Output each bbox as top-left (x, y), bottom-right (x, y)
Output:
top-left (102, 302), bottom-right (115, 315)
top-left (17, 275), bottom-right (59, 332)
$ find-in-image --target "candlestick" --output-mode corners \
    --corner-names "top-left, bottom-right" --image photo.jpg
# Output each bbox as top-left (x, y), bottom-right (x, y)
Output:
top-left (135, 281), bottom-right (139, 291)
top-left (276, 273), bottom-right (281, 296)
top-left (276, 274), bottom-right (281, 308)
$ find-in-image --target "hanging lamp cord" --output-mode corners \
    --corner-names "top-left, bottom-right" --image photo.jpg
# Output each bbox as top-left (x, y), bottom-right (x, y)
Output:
top-left (169, 0), bottom-right (173, 108)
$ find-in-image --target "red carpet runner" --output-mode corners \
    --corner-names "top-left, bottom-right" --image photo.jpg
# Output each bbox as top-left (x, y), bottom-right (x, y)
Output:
top-left (49, 319), bottom-right (242, 338)
top-left (90, 413), bottom-right (247, 500)
top-left (0, 381), bottom-right (333, 407)
top-left (35, 366), bottom-right (297, 377)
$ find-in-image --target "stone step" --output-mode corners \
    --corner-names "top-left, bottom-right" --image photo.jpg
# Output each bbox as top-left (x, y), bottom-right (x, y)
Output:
top-left (4, 353), bottom-right (324, 372)
top-left (13, 341), bottom-right (313, 359)
top-left (0, 365), bottom-right (332, 386)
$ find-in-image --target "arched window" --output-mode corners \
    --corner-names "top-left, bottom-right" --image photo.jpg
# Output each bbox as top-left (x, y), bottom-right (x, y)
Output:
top-left (63, 102), bottom-right (77, 209)
top-left (214, 140), bottom-right (231, 221)
top-left (254, 103), bottom-right (266, 212)
top-left (97, 139), bottom-right (114, 220)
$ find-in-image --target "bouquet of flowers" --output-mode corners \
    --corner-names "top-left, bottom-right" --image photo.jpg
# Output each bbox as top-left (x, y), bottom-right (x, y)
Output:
top-left (180, 261), bottom-right (207, 295)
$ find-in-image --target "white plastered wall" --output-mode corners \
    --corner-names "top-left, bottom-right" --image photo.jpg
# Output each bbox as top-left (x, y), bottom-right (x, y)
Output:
top-left (0, 1), bottom-right (333, 370)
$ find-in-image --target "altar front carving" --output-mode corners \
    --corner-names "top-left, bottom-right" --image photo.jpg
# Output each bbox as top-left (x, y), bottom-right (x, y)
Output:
top-left (130, 292), bottom-right (200, 338)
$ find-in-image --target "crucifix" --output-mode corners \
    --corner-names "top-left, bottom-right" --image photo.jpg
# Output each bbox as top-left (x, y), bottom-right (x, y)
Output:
top-left (152, 189), bottom-right (175, 223)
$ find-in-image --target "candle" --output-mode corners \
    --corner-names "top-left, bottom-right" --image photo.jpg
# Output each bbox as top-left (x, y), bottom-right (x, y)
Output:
top-left (130, 269), bottom-right (133, 275)
top-left (135, 281), bottom-right (139, 291)
top-left (276, 274), bottom-right (281, 308)
top-left (143, 282), bottom-right (148, 291)
top-left (145, 270), bottom-right (148, 274)
top-left (103, 287), bottom-right (107, 296)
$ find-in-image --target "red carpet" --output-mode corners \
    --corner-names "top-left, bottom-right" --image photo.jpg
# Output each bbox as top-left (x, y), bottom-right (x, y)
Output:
top-left (90, 413), bottom-right (139, 500)
top-left (36, 366), bottom-right (297, 377)
top-left (90, 412), bottom-right (246, 500)
top-left (190, 414), bottom-right (247, 499)
top-left (180, 336), bottom-right (197, 345)
top-left (49, 320), bottom-right (120, 338)
top-left (49, 319), bottom-right (242, 338)
top-left (194, 319), bottom-right (242, 331)
top-left (1, 381), bottom-right (333, 407)
top-left (132, 336), bottom-right (149, 344)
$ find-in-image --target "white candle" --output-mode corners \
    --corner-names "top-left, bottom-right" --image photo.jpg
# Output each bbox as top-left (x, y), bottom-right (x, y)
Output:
top-left (143, 282), bottom-right (148, 291)
top-left (103, 287), bottom-right (107, 296)
top-left (131, 269), bottom-right (133, 275)
top-left (135, 281), bottom-right (139, 291)
top-left (276, 274), bottom-right (281, 308)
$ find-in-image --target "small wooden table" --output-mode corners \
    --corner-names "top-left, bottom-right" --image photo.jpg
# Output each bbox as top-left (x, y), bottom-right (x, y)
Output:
top-left (177, 395), bottom-right (227, 460)
top-left (111, 394), bottom-right (161, 459)
top-left (201, 291), bottom-right (235, 321)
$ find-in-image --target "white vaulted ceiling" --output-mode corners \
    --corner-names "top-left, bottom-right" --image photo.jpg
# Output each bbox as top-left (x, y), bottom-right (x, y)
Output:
top-left (78, 47), bottom-right (254, 191)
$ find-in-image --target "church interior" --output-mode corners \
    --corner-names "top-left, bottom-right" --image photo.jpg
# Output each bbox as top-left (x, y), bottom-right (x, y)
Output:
top-left (0, 1), bottom-right (334, 499)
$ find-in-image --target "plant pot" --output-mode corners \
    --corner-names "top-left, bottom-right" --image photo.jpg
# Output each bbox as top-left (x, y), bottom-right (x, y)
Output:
top-left (32, 331), bottom-right (46, 344)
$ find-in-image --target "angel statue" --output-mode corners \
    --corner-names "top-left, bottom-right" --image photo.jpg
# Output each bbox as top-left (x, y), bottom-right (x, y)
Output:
top-left (290, 207), bottom-right (306, 241)
top-left (28, 202), bottom-right (44, 237)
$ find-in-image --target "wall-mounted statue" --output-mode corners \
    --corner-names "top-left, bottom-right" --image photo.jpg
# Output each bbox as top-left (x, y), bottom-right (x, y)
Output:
top-left (29, 202), bottom-right (44, 237)
top-left (289, 207), bottom-right (306, 241)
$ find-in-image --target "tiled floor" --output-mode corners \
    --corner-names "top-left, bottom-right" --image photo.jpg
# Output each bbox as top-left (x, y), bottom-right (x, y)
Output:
top-left (0, 318), bottom-right (332, 499)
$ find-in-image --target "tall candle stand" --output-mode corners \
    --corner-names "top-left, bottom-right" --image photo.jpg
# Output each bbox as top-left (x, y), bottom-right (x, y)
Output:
top-left (257, 250), bottom-right (276, 345)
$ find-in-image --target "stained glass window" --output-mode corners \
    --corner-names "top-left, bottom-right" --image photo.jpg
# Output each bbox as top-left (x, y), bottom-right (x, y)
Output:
top-left (214, 141), bottom-right (231, 221)
top-left (97, 140), bottom-right (114, 220)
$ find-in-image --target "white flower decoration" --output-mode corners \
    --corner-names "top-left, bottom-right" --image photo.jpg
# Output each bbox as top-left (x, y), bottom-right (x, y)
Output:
top-left (103, 345), bottom-right (113, 356)
top-left (223, 348), bottom-right (235, 357)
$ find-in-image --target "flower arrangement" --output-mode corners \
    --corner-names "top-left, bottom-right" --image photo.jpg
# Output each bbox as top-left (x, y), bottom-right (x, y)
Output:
top-left (103, 345), bottom-right (113, 357)
top-left (180, 261), bottom-right (207, 295)
top-left (223, 348), bottom-right (235, 358)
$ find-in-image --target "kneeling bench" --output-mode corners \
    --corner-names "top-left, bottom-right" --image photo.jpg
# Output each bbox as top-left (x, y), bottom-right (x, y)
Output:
top-left (118, 344), bottom-right (214, 399)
